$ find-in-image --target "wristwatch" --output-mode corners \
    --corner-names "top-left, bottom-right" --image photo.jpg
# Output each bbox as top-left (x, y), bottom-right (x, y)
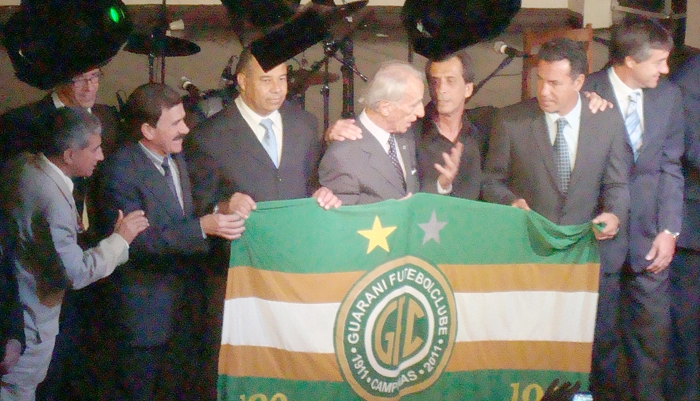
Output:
top-left (662, 229), bottom-right (680, 240)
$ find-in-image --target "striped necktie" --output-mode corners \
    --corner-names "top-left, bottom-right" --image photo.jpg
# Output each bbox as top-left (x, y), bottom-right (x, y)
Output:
top-left (553, 117), bottom-right (571, 194)
top-left (625, 91), bottom-right (643, 161)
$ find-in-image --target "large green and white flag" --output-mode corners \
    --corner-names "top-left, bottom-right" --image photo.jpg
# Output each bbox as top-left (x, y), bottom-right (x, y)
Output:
top-left (219, 193), bottom-right (599, 401)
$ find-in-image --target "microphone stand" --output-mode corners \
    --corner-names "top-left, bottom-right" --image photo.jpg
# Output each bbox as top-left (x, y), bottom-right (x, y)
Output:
top-left (469, 56), bottom-right (517, 102)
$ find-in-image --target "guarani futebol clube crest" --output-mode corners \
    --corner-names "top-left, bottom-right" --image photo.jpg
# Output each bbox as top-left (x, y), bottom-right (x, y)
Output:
top-left (334, 256), bottom-right (457, 400)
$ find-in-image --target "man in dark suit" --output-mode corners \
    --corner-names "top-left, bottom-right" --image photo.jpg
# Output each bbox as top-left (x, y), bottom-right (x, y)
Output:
top-left (0, 107), bottom-right (149, 401)
top-left (320, 60), bottom-right (461, 205)
top-left (582, 18), bottom-right (683, 401)
top-left (482, 38), bottom-right (632, 400)
top-left (186, 49), bottom-right (339, 217)
top-left (665, 53), bottom-right (700, 401)
top-left (98, 83), bottom-right (245, 401)
top-left (185, 49), bottom-right (340, 398)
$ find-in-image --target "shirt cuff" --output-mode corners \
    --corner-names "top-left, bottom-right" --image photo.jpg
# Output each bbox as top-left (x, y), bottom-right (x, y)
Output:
top-left (437, 180), bottom-right (452, 195)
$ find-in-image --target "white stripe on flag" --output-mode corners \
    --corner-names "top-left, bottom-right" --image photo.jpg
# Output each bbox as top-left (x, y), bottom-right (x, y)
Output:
top-left (454, 291), bottom-right (598, 343)
top-left (221, 291), bottom-right (598, 353)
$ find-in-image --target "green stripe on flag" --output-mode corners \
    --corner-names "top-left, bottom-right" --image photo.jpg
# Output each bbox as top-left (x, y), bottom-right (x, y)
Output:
top-left (228, 194), bottom-right (599, 274)
top-left (219, 370), bottom-right (589, 401)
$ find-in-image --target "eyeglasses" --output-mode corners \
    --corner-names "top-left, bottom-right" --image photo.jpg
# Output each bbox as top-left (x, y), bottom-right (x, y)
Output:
top-left (71, 71), bottom-right (104, 87)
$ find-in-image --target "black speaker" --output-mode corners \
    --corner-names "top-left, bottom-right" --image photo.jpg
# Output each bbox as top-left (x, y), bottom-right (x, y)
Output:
top-left (403, 0), bottom-right (520, 61)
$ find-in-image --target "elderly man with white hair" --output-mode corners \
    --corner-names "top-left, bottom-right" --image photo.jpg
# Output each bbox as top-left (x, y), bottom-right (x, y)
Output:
top-left (319, 60), bottom-right (462, 205)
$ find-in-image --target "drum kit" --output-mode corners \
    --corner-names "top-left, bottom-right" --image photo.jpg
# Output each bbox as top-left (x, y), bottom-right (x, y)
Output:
top-left (121, 0), bottom-right (371, 129)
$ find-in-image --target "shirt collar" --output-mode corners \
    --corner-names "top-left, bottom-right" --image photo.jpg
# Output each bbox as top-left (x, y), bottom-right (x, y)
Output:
top-left (40, 153), bottom-right (74, 193)
top-left (608, 67), bottom-right (642, 100)
top-left (234, 96), bottom-right (282, 130)
top-left (51, 91), bottom-right (92, 113)
top-left (138, 141), bottom-right (167, 165)
top-left (544, 92), bottom-right (582, 128)
top-left (359, 109), bottom-right (391, 148)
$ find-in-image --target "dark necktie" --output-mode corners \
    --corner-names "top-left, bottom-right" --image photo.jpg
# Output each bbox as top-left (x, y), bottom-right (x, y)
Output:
top-left (388, 134), bottom-right (406, 192)
top-left (161, 156), bottom-right (183, 213)
top-left (553, 117), bottom-right (571, 194)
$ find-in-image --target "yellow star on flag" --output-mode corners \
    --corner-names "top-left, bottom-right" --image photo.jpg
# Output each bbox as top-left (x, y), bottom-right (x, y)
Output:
top-left (357, 216), bottom-right (396, 254)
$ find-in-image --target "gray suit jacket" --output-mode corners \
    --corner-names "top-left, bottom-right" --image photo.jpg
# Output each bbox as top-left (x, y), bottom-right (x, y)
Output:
top-left (482, 97), bottom-right (632, 271)
top-left (319, 118), bottom-right (420, 205)
top-left (583, 71), bottom-right (684, 271)
top-left (0, 153), bottom-right (128, 341)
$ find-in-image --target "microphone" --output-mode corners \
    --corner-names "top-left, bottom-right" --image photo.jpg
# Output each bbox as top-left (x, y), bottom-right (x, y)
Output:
top-left (493, 41), bottom-right (526, 58)
top-left (180, 76), bottom-right (201, 99)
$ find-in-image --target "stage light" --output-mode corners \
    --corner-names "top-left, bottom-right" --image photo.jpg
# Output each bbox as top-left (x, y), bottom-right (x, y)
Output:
top-left (3, 0), bottom-right (133, 90)
top-left (403, 0), bottom-right (520, 61)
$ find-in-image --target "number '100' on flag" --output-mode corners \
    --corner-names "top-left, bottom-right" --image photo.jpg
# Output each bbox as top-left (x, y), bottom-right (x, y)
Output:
top-left (219, 193), bottom-right (599, 401)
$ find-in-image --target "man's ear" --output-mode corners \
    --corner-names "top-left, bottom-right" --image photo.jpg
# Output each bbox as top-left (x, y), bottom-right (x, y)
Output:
top-left (237, 72), bottom-right (247, 93)
top-left (378, 100), bottom-right (391, 117)
top-left (141, 122), bottom-right (154, 141)
top-left (464, 82), bottom-right (474, 99)
top-left (62, 148), bottom-right (75, 166)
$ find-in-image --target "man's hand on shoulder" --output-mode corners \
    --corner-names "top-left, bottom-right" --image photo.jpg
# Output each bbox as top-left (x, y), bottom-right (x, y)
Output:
top-left (113, 210), bottom-right (149, 244)
top-left (583, 91), bottom-right (614, 113)
top-left (200, 213), bottom-right (246, 241)
top-left (325, 119), bottom-right (362, 143)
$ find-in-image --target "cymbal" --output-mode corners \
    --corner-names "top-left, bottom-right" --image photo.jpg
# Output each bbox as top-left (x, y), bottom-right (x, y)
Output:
top-left (125, 32), bottom-right (201, 57)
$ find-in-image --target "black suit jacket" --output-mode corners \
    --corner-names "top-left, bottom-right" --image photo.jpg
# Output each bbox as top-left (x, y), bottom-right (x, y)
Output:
top-left (185, 100), bottom-right (322, 215)
top-left (0, 94), bottom-right (122, 161)
top-left (417, 102), bottom-right (486, 200)
top-left (98, 143), bottom-right (209, 346)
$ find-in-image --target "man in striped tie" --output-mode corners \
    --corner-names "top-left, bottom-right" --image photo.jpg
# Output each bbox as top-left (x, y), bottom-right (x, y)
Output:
top-left (482, 37), bottom-right (632, 400)
top-left (583, 17), bottom-right (683, 401)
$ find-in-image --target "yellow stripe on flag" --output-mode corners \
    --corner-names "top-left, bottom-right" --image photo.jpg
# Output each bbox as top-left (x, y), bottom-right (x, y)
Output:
top-left (225, 263), bottom-right (600, 302)
top-left (218, 340), bottom-right (592, 380)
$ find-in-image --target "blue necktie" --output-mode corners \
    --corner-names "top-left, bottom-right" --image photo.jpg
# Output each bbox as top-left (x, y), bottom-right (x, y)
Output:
top-left (553, 117), bottom-right (571, 194)
top-left (260, 118), bottom-right (278, 168)
top-left (625, 91), bottom-right (643, 161)
top-left (161, 156), bottom-right (183, 213)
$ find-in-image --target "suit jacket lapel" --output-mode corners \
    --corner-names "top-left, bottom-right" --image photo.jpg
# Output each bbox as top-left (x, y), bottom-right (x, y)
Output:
top-left (173, 153), bottom-right (194, 216)
top-left (530, 110), bottom-right (561, 194)
top-left (396, 132), bottom-right (419, 193)
top-left (35, 155), bottom-right (78, 217)
top-left (130, 146), bottom-right (185, 219)
top-left (570, 106), bottom-right (593, 191)
top-left (357, 121), bottom-right (407, 195)
top-left (229, 106), bottom-right (278, 169)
